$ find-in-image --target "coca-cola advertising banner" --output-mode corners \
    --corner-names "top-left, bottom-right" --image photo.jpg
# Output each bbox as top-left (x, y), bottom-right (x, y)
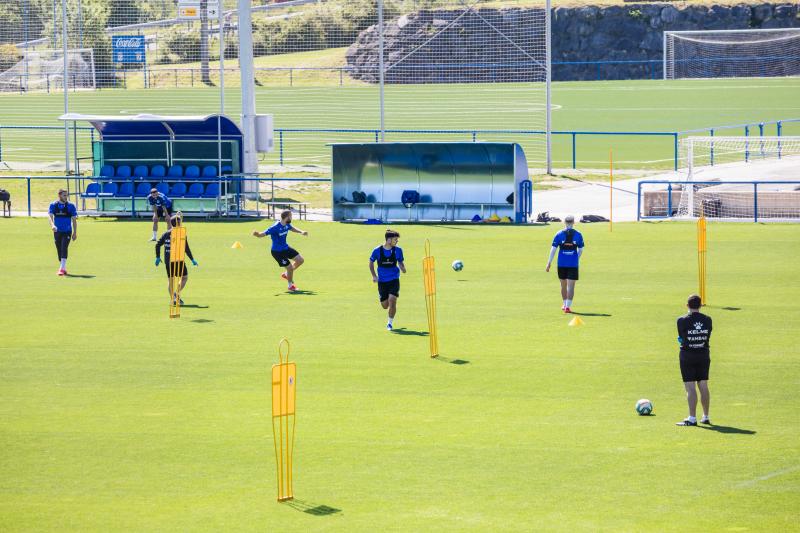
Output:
top-left (112, 36), bottom-right (146, 64)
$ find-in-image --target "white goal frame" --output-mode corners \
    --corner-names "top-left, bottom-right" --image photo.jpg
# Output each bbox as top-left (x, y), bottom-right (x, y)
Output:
top-left (663, 28), bottom-right (800, 80)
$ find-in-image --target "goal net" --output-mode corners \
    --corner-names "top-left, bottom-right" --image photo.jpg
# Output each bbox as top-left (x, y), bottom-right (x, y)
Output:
top-left (664, 28), bottom-right (800, 79)
top-left (672, 136), bottom-right (800, 220)
top-left (0, 49), bottom-right (96, 93)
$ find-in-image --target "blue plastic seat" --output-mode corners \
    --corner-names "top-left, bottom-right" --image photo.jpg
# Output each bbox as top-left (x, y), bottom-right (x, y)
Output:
top-left (116, 165), bottom-right (132, 179)
top-left (99, 165), bottom-right (115, 178)
top-left (132, 165), bottom-right (149, 179)
top-left (150, 165), bottom-right (166, 179)
top-left (201, 165), bottom-right (218, 178)
top-left (185, 165), bottom-right (201, 180)
top-left (202, 182), bottom-right (220, 198)
top-left (167, 164), bottom-right (183, 178)
top-left (187, 183), bottom-right (205, 197)
top-left (135, 182), bottom-right (152, 197)
top-left (156, 182), bottom-right (170, 195)
top-left (83, 182), bottom-right (100, 197)
top-left (170, 182), bottom-right (187, 197)
top-left (116, 182), bottom-right (134, 197)
top-left (221, 165), bottom-right (232, 175)
top-left (101, 182), bottom-right (118, 196)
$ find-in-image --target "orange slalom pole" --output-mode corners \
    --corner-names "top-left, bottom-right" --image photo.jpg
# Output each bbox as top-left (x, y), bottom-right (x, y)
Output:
top-left (609, 148), bottom-right (613, 232)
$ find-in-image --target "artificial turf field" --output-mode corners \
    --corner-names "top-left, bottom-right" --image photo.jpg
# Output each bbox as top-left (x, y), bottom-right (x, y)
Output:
top-left (1, 76), bottom-right (799, 169)
top-left (1, 218), bottom-right (798, 531)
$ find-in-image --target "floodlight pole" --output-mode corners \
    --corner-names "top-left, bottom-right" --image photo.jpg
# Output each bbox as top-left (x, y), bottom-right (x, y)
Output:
top-left (545, 0), bottom-right (552, 175)
top-left (378, 0), bottom-right (385, 142)
top-left (62, 0), bottom-right (70, 175)
top-left (218, 0), bottom-right (224, 183)
top-left (238, 0), bottom-right (258, 175)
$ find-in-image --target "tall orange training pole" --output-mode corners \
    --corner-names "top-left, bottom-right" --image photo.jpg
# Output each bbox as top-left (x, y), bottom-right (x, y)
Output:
top-left (609, 148), bottom-right (613, 232)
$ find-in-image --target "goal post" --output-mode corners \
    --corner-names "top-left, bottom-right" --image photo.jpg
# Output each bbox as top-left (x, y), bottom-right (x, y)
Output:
top-left (663, 28), bottom-right (800, 80)
top-left (0, 48), bottom-right (96, 93)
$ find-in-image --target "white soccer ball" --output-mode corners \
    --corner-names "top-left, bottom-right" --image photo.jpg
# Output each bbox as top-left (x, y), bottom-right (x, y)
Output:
top-left (635, 399), bottom-right (653, 416)
top-left (451, 260), bottom-right (464, 272)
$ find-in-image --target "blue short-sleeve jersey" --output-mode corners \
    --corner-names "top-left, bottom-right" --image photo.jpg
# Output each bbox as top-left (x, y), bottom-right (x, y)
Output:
top-left (552, 228), bottom-right (584, 268)
top-left (265, 221), bottom-right (292, 251)
top-left (49, 201), bottom-right (77, 232)
top-left (148, 192), bottom-right (172, 208)
top-left (370, 245), bottom-right (404, 282)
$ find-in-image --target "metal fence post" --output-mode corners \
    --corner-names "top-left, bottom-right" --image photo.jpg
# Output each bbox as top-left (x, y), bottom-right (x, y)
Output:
top-left (710, 128), bottom-right (714, 166)
top-left (777, 121), bottom-right (782, 159)
top-left (637, 182), bottom-right (641, 221)
top-left (27, 177), bottom-right (31, 216)
top-left (131, 175), bottom-right (136, 217)
top-left (572, 133), bottom-right (577, 169)
top-left (753, 183), bottom-right (758, 223)
top-left (667, 183), bottom-right (672, 217)
top-left (673, 133), bottom-right (679, 171)
top-left (744, 125), bottom-right (750, 162)
top-left (279, 130), bottom-right (284, 166)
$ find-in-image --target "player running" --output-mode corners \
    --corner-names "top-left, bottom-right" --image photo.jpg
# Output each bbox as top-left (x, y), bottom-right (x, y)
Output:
top-left (148, 188), bottom-right (173, 241)
top-left (48, 188), bottom-right (78, 276)
top-left (369, 229), bottom-right (406, 331)
top-left (155, 216), bottom-right (197, 304)
top-left (545, 215), bottom-right (584, 313)
top-left (675, 294), bottom-right (713, 427)
top-left (252, 210), bottom-right (308, 292)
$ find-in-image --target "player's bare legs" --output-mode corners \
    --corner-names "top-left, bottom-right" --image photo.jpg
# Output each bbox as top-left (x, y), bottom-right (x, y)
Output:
top-left (683, 381), bottom-right (698, 419)
top-left (566, 279), bottom-right (576, 303)
top-left (386, 294), bottom-right (397, 319)
top-left (560, 278), bottom-right (568, 301)
top-left (698, 380), bottom-right (710, 421)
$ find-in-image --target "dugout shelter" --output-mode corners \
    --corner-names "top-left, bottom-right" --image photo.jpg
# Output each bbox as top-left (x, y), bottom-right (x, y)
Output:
top-left (332, 142), bottom-right (532, 223)
top-left (60, 113), bottom-right (243, 215)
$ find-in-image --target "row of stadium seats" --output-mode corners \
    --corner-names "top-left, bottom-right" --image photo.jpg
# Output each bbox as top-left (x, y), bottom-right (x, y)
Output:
top-left (83, 181), bottom-right (221, 198)
top-left (99, 164), bottom-right (232, 180)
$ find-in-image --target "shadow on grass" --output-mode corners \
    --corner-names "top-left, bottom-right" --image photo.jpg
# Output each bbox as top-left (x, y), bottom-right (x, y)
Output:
top-left (191, 318), bottom-right (214, 324)
top-left (570, 312), bottom-right (612, 317)
top-left (434, 356), bottom-right (470, 365)
top-left (392, 328), bottom-right (428, 337)
top-left (275, 290), bottom-right (317, 296)
top-left (65, 273), bottom-right (95, 279)
top-left (697, 425), bottom-right (756, 435)
top-left (181, 304), bottom-right (209, 309)
top-left (721, 307), bottom-right (742, 311)
top-left (283, 499), bottom-right (341, 516)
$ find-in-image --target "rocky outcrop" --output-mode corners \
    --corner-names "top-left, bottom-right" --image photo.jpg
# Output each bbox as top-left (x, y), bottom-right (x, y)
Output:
top-left (346, 3), bottom-right (800, 81)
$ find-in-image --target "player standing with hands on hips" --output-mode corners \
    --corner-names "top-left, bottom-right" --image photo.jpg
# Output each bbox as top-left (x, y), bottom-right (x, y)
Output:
top-left (252, 210), bottom-right (308, 292)
top-left (48, 189), bottom-right (78, 276)
top-left (675, 294), bottom-right (713, 426)
top-left (369, 229), bottom-right (406, 331)
top-left (546, 215), bottom-right (584, 313)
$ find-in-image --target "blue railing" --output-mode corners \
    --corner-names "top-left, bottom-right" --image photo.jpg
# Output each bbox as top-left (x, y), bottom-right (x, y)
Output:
top-left (637, 180), bottom-right (800, 223)
top-left (2, 117), bottom-right (799, 173)
top-left (0, 174), bottom-right (331, 218)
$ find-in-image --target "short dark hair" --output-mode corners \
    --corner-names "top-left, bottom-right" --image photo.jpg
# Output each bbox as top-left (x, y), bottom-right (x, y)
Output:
top-left (58, 188), bottom-right (67, 195)
top-left (281, 210), bottom-right (292, 219)
top-left (150, 188), bottom-right (158, 194)
top-left (687, 294), bottom-right (702, 309)
top-left (385, 229), bottom-right (400, 240)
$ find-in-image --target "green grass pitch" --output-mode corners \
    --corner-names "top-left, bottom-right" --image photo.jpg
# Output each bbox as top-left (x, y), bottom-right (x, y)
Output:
top-left (1, 218), bottom-right (798, 530)
top-left (1, 77), bottom-right (799, 169)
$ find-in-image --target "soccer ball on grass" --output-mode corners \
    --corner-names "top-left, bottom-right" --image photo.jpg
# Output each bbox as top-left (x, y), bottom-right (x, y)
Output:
top-left (451, 260), bottom-right (464, 272)
top-left (635, 399), bottom-right (653, 416)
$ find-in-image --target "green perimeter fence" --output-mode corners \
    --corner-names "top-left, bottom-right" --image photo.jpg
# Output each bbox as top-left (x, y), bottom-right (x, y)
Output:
top-left (1, 118), bottom-right (799, 172)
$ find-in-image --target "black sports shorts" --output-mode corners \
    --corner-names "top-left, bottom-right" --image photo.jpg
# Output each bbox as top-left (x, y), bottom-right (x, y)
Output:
top-left (155, 205), bottom-right (172, 218)
top-left (680, 353), bottom-right (710, 382)
top-left (165, 261), bottom-right (187, 278)
top-left (557, 266), bottom-right (579, 280)
top-left (271, 247), bottom-right (299, 267)
top-left (378, 278), bottom-right (400, 302)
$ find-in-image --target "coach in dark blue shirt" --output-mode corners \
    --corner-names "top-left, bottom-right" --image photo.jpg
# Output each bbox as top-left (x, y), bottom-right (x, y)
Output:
top-left (148, 188), bottom-right (173, 241)
top-left (48, 189), bottom-right (77, 276)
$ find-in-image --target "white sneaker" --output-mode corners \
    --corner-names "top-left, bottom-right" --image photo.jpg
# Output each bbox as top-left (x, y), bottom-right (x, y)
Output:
top-left (386, 323), bottom-right (393, 331)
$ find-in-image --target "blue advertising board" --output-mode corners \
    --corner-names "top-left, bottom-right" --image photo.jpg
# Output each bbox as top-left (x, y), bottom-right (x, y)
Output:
top-left (112, 35), bottom-right (146, 64)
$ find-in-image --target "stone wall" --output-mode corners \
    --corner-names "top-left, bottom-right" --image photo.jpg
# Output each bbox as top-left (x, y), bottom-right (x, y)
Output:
top-left (346, 3), bottom-right (800, 82)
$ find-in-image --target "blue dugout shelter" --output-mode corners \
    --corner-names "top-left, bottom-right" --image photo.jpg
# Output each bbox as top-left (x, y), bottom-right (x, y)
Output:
top-left (60, 113), bottom-right (243, 214)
